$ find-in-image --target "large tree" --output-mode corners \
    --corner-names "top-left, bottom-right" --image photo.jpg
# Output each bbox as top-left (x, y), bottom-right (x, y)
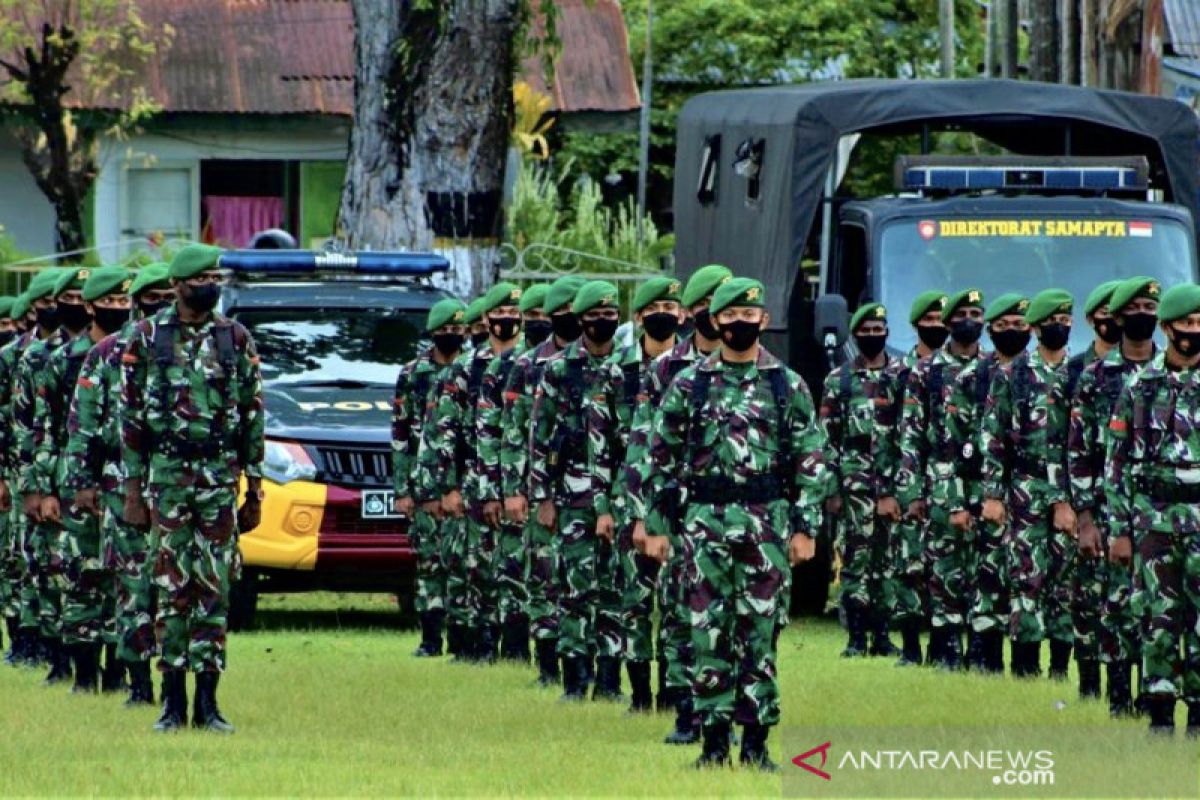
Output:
top-left (0, 0), bottom-right (169, 257)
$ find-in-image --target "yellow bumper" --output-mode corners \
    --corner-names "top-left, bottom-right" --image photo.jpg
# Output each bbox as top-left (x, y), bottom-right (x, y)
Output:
top-left (237, 477), bottom-right (325, 571)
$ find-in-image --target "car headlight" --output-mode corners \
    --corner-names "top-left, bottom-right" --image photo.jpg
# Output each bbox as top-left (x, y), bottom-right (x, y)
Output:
top-left (263, 439), bottom-right (318, 484)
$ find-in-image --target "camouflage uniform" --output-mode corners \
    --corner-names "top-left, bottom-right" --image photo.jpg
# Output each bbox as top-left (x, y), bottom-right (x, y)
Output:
top-left (890, 348), bottom-right (928, 634)
top-left (0, 332), bottom-right (32, 637)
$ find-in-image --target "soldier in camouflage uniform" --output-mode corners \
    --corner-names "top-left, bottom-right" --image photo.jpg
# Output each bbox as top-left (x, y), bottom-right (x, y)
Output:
top-left (588, 276), bottom-right (683, 712)
top-left (1070, 277), bottom-right (1158, 715)
top-left (819, 303), bottom-right (903, 659)
top-left (393, 298), bottom-right (467, 658)
top-left (500, 275), bottom-right (585, 686)
top-left (63, 264), bottom-right (174, 705)
top-left (935, 293), bottom-right (1030, 675)
top-left (465, 298), bottom-right (489, 350)
top-left (981, 289), bottom-right (1077, 680)
top-left (648, 277), bottom-right (825, 769)
top-left (897, 288), bottom-right (986, 669)
top-left (428, 282), bottom-right (525, 663)
top-left (121, 244), bottom-right (264, 732)
top-left (530, 280), bottom-right (625, 701)
top-left (1106, 282), bottom-right (1200, 736)
top-left (0, 295), bottom-right (19, 662)
top-left (889, 290), bottom-right (947, 665)
top-left (516, 283), bottom-right (553, 351)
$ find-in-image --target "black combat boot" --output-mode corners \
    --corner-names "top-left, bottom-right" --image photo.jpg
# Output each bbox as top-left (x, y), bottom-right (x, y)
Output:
top-left (125, 660), bottom-right (156, 707)
top-left (1012, 641), bottom-right (1041, 679)
top-left (445, 622), bottom-right (465, 659)
top-left (193, 671), bottom-right (235, 733)
top-left (869, 612), bottom-right (898, 657)
top-left (664, 694), bottom-right (701, 745)
top-left (939, 625), bottom-right (963, 671)
top-left (627, 660), bottom-right (653, 713)
top-left (43, 638), bottom-right (72, 685)
top-left (593, 656), bottom-right (623, 701)
top-left (1048, 640), bottom-right (1071, 681)
top-left (1187, 703), bottom-right (1200, 739)
top-left (499, 616), bottom-right (530, 663)
top-left (1147, 695), bottom-right (1175, 736)
top-left (739, 723), bottom-right (779, 771)
top-left (655, 656), bottom-right (672, 712)
top-left (926, 626), bottom-right (945, 667)
top-left (412, 612), bottom-right (441, 657)
top-left (19, 629), bottom-right (44, 667)
top-left (840, 606), bottom-right (868, 658)
top-left (450, 624), bottom-right (476, 664)
top-left (534, 638), bottom-right (560, 687)
top-left (896, 619), bottom-right (923, 667)
top-left (101, 644), bottom-right (126, 693)
top-left (560, 655), bottom-right (588, 702)
top-left (154, 669), bottom-right (187, 732)
top-left (480, 624), bottom-right (499, 664)
top-left (1107, 660), bottom-right (1134, 718)
top-left (2, 617), bottom-right (16, 665)
top-left (984, 630), bottom-right (1006, 674)
top-left (1077, 659), bottom-right (1101, 700)
top-left (695, 721), bottom-right (732, 768)
top-left (965, 630), bottom-right (986, 672)
top-left (69, 643), bottom-right (100, 694)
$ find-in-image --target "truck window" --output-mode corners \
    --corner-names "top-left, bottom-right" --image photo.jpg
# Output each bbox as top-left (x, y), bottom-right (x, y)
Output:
top-left (836, 221), bottom-right (869, 308)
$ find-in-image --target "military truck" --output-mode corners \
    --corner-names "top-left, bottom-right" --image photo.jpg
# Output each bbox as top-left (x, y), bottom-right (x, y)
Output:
top-left (672, 79), bottom-right (1200, 613)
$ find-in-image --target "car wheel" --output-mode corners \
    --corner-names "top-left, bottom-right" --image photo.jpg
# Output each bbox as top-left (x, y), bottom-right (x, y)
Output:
top-left (228, 570), bottom-right (260, 632)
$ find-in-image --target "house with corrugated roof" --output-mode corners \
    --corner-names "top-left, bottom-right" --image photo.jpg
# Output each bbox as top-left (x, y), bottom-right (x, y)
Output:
top-left (0, 0), bottom-right (639, 258)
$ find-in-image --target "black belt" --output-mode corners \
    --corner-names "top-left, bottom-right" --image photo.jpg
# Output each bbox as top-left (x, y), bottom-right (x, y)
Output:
top-left (157, 439), bottom-right (231, 460)
top-left (686, 475), bottom-right (785, 505)
top-left (1146, 480), bottom-right (1200, 504)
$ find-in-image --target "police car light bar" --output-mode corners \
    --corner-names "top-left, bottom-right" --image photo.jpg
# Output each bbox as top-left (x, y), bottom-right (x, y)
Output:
top-left (218, 249), bottom-right (451, 276)
top-left (894, 155), bottom-right (1150, 194)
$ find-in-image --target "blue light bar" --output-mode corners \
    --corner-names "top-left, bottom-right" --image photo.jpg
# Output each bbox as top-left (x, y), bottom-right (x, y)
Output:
top-left (901, 165), bottom-right (1145, 193)
top-left (218, 249), bottom-right (450, 276)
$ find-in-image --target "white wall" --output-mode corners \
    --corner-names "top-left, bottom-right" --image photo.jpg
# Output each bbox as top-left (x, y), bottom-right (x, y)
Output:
top-left (0, 128), bottom-right (57, 257)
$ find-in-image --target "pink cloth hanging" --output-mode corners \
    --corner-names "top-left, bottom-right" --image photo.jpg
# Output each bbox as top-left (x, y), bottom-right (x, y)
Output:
top-left (203, 195), bottom-right (284, 248)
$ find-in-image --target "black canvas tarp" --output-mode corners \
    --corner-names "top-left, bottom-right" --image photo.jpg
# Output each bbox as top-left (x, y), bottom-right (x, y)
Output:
top-left (673, 79), bottom-right (1200, 324)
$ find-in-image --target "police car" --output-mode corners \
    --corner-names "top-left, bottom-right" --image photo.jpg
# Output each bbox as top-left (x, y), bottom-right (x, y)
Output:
top-left (220, 248), bottom-right (452, 628)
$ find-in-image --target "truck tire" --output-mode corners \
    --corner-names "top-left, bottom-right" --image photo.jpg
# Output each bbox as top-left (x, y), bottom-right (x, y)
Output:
top-left (228, 570), bottom-right (260, 632)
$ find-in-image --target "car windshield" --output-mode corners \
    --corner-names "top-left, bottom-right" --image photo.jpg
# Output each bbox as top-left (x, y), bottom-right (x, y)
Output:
top-left (233, 308), bottom-right (427, 385)
top-left (878, 216), bottom-right (1195, 353)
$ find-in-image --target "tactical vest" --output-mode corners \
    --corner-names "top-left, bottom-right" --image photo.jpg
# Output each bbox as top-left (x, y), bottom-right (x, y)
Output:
top-left (150, 318), bottom-right (238, 456)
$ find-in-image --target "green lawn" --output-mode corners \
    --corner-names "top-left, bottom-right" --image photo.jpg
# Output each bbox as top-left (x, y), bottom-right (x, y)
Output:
top-left (0, 592), bottom-right (1192, 797)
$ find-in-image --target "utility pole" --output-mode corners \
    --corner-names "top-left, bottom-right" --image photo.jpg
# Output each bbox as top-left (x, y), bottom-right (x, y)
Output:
top-left (1002, 0), bottom-right (1019, 78)
top-left (1060, 0), bottom-right (1077, 84)
top-left (636, 0), bottom-right (653, 247)
top-left (940, 0), bottom-right (955, 78)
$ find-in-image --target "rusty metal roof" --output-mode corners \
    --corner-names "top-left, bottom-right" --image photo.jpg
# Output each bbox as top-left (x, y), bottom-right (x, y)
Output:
top-left (78, 0), bottom-right (638, 116)
top-left (1166, 0), bottom-right (1200, 60)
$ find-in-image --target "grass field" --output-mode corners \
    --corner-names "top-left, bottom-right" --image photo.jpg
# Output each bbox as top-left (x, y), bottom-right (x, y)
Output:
top-left (0, 592), bottom-right (1195, 797)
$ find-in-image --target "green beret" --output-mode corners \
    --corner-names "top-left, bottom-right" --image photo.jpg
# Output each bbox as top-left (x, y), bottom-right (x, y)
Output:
top-left (710, 277), bottom-right (766, 316)
top-left (1157, 283), bottom-right (1200, 323)
top-left (984, 293), bottom-right (1030, 323)
top-left (464, 298), bottom-right (485, 325)
top-left (681, 264), bottom-right (734, 308)
top-left (0, 296), bottom-right (15, 320)
top-left (426, 298), bottom-right (468, 332)
top-left (633, 276), bottom-right (683, 313)
top-left (519, 284), bottom-right (549, 314)
top-left (168, 244), bottom-right (223, 280)
top-left (1107, 275), bottom-right (1162, 315)
top-left (129, 263), bottom-right (171, 298)
top-left (850, 302), bottom-right (887, 332)
top-left (1024, 288), bottom-right (1074, 326)
top-left (572, 280), bottom-right (620, 315)
top-left (1083, 279), bottom-right (1123, 316)
top-left (944, 288), bottom-right (985, 318)
top-left (82, 266), bottom-right (133, 302)
top-left (11, 293), bottom-right (31, 321)
top-left (543, 276), bottom-right (587, 314)
top-left (480, 282), bottom-right (522, 315)
top-left (909, 290), bottom-right (947, 325)
top-left (23, 268), bottom-right (61, 302)
top-left (53, 266), bottom-right (92, 296)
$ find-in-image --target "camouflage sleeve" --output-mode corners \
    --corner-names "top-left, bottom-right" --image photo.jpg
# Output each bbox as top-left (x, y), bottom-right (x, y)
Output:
top-left (428, 361), bottom-right (468, 496)
top-left (586, 361), bottom-right (620, 518)
top-left (31, 350), bottom-right (63, 496)
top-left (13, 354), bottom-right (40, 495)
top-left (63, 348), bottom-right (104, 493)
top-left (411, 384), bottom-right (443, 504)
top-left (981, 365), bottom-right (1014, 501)
top-left (528, 359), bottom-right (564, 503)
top-left (476, 358), bottom-right (506, 503)
top-left (894, 366), bottom-right (927, 507)
top-left (646, 374), bottom-right (690, 512)
top-left (0, 350), bottom-right (15, 474)
top-left (391, 364), bottom-right (414, 497)
top-left (1046, 371), bottom-right (1071, 506)
top-left (817, 371), bottom-right (844, 500)
top-left (1067, 367), bottom-right (1103, 513)
top-left (499, 356), bottom-right (532, 499)
top-left (934, 368), bottom-right (974, 512)
top-left (236, 328), bottom-right (265, 479)
top-left (788, 373), bottom-right (826, 537)
top-left (622, 360), bottom-right (668, 522)
top-left (119, 324), bottom-right (151, 483)
top-left (1103, 380), bottom-right (1137, 534)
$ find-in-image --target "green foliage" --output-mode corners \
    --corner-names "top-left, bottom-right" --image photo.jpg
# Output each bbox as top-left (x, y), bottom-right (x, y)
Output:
top-left (0, 224), bottom-right (32, 294)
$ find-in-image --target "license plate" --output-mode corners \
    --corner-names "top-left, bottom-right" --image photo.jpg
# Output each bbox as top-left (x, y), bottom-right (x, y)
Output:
top-left (361, 490), bottom-right (399, 519)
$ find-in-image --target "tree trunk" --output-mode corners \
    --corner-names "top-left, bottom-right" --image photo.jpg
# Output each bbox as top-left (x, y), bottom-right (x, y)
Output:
top-left (338, 0), bottom-right (520, 298)
top-left (1029, 0), bottom-right (1060, 82)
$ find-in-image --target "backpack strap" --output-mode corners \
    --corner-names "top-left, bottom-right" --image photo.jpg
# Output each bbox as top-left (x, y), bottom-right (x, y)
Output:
top-left (926, 362), bottom-right (945, 425)
top-left (1066, 353), bottom-right (1086, 400)
top-left (686, 368), bottom-right (712, 466)
top-left (975, 358), bottom-right (993, 407)
top-left (152, 318), bottom-right (177, 368)
top-left (768, 368), bottom-right (793, 475)
top-left (621, 361), bottom-right (641, 411)
top-left (839, 362), bottom-right (853, 407)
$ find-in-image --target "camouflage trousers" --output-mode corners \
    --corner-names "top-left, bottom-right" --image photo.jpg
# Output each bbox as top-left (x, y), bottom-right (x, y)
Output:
top-left (409, 509), bottom-right (446, 615)
top-left (686, 501), bottom-right (790, 728)
top-left (443, 513), bottom-right (496, 630)
top-left (553, 505), bottom-right (622, 659)
top-left (647, 504), bottom-right (695, 692)
top-left (1003, 500), bottom-right (1074, 644)
top-left (926, 507), bottom-right (971, 629)
top-left (150, 484), bottom-right (238, 673)
top-left (1135, 528), bottom-right (1200, 702)
top-left (0, 504), bottom-right (21, 620)
top-left (891, 516), bottom-right (927, 624)
top-left (835, 495), bottom-right (895, 617)
top-left (491, 521), bottom-right (528, 628)
top-left (969, 518), bottom-right (1009, 633)
top-left (14, 513), bottom-right (40, 633)
top-left (616, 521), bottom-right (661, 663)
top-left (100, 485), bottom-right (156, 663)
top-left (59, 501), bottom-right (116, 646)
top-left (523, 517), bottom-right (559, 641)
top-left (25, 519), bottom-right (65, 639)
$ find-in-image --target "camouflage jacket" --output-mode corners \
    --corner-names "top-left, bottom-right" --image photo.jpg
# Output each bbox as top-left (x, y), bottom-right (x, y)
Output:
top-left (499, 337), bottom-right (565, 500)
top-left (0, 331), bottom-right (35, 476)
top-left (647, 347), bottom-right (826, 536)
top-left (120, 305), bottom-right (265, 489)
top-left (424, 345), bottom-right (505, 503)
top-left (34, 333), bottom-right (95, 495)
top-left (818, 354), bottom-right (905, 500)
top-left (476, 346), bottom-right (520, 504)
top-left (1106, 352), bottom-right (1200, 534)
top-left (1068, 346), bottom-right (1153, 515)
top-left (13, 329), bottom-right (67, 496)
top-left (391, 351), bottom-right (451, 499)
top-left (63, 330), bottom-right (131, 494)
top-left (981, 348), bottom-right (1071, 505)
top-left (932, 351), bottom-right (1004, 513)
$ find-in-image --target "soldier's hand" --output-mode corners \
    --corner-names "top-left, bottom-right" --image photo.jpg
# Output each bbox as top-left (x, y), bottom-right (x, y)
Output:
top-left (74, 488), bottom-right (99, 515)
top-left (40, 495), bottom-right (61, 523)
top-left (789, 533), bottom-right (817, 565)
top-left (1077, 518), bottom-right (1102, 559)
top-left (442, 489), bottom-right (465, 519)
top-left (631, 519), bottom-right (648, 554)
top-left (22, 493), bottom-right (42, 522)
top-left (981, 498), bottom-right (1006, 525)
top-left (0, 479), bottom-right (10, 512)
top-left (596, 513), bottom-right (616, 543)
top-left (236, 497), bottom-right (262, 532)
top-left (394, 495), bottom-right (415, 518)
top-left (1108, 534), bottom-right (1133, 567)
top-left (906, 499), bottom-right (927, 521)
top-left (482, 500), bottom-right (503, 528)
top-left (644, 534), bottom-right (670, 564)
top-left (504, 494), bottom-right (528, 524)
top-left (824, 495), bottom-right (843, 516)
top-left (1052, 502), bottom-right (1077, 537)
top-left (950, 510), bottom-right (972, 531)
top-left (876, 496), bottom-right (901, 523)
top-left (536, 500), bottom-right (557, 530)
top-left (420, 499), bottom-right (443, 520)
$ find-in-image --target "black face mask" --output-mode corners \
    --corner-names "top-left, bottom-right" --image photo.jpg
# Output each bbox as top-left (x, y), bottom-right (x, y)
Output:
top-left (523, 319), bottom-right (552, 348)
top-left (183, 283), bottom-right (221, 314)
top-left (720, 320), bottom-right (761, 352)
top-left (138, 300), bottom-right (170, 319)
top-left (489, 317), bottom-right (520, 343)
top-left (916, 324), bottom-right (949, 350)
top-left (432, 333), bottom-right (464, 357)
top-left (950, 318), bottom-right (983, 345)
top-left (678, 317), bottom-right (695, 340)
top-left (35, 305), bottom-right (58, 330)
top-left (0, 331), bottom-right (15, 348)
top-left (583, 317), bottom-right (619, 345)
top-left (1170, 326), bottom-right (1200, 358)
top-left (642, 312), bottom-right (679, 343)
top-left (854, 333), bottom-right (887, 359)
top-left (1121, 312), bottom-right (1157, 343)
top-left (990, 327), bottom-right (1031, 358)
top-left (58, 301), bottom-right (91, 332)
top-left (470, 330), bottom-right (489, 347)
top-left (93, 306), bottom-right (130, 334)
top-left (1038, 322), bottom-right (1071, 352)
top-left (694, 308), bottom-right (720, 340)
top-left (551, 312), bottom-right (582, 342)
top-left (1094, 318), bottom-right (1122, 345)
